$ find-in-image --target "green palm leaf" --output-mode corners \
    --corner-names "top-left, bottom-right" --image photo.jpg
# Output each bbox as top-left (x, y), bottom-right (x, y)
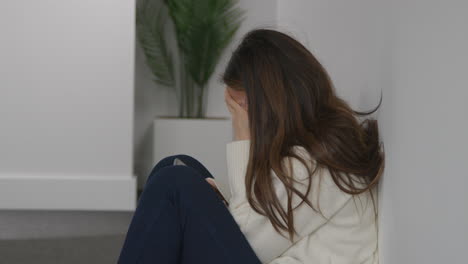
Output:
top-left (136, 0), bottom-right (244, 117)
top-left (136, 0), bottom-right (175, 87)
top-left (165, 0), bottom-right (245, 86)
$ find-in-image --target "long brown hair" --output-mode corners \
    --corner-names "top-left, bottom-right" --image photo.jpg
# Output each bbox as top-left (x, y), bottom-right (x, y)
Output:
top-left (220, 28), bottom-right (384, 240)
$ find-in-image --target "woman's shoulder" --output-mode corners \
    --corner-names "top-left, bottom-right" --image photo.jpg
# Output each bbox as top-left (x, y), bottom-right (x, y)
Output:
top-left (281, 145), bottom-right (318, 180)
top-left (285, 145), bottom-right (377, 218)
top-left (286, 145), bottom-right (369, 188)
top-left (278, 145), bottom-right (357, 212)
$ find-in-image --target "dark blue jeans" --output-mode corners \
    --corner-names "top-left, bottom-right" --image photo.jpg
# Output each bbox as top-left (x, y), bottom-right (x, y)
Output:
top-left (117, 154), bottom-right (261, 264)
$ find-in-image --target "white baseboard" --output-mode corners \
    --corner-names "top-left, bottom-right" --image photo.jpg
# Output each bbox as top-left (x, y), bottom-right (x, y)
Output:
top-left (0, 173), bottom-right (137, 211)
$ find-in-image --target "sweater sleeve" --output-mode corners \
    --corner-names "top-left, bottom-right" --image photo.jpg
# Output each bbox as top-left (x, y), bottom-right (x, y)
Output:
top-left (226, 139), bottom-right (352, 263)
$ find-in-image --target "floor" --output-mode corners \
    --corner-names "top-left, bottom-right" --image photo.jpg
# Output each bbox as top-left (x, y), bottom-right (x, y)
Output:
top-left (0, 210), bottom-right (134, 264)
top-left (0, 234), bottom-right (126, 264)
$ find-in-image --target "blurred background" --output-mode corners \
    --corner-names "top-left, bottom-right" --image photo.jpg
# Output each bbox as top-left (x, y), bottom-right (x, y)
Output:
top-left (0, 0), bottom-right (467, 263)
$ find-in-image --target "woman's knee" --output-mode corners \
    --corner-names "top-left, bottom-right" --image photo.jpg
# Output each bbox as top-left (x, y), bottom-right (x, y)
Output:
top-left (142, 166), bottom-right (221, 215)
top-left (170, 154), bottom-right (197, 163)
top-left (145, 165), bottom-right (207, 193)
top-left (151, 154), bottom-right (199, 172)
top-left (158, 154), bottom-right (197, 165)
top-left (147, 154), bottom-right (194, 183)
top-left (151, 155), bottom-right (180, 172)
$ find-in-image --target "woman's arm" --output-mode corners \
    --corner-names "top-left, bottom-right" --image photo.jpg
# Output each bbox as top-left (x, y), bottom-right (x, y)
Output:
top-left (226, 139), bottom-right (352, 263)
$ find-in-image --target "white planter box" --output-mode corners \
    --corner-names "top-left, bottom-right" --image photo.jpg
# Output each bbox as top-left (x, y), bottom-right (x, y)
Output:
top-left (152, 117), bottom-right (233, 198)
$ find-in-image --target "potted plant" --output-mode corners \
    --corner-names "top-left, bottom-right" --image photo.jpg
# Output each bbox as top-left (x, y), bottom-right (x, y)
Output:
top-left (136, 0), bottom-right (245, 193)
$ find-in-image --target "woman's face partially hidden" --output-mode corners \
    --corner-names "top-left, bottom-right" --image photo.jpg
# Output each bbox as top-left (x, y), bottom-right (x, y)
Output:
top-left (226, 86), bottom-right (248, 111)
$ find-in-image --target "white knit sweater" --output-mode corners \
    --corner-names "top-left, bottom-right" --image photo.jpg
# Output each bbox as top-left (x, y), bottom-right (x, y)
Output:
top-left (226, 139), bottom-right (379, 264)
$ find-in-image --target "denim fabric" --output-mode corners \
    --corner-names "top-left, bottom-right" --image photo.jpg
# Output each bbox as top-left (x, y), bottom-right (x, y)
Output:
top-left (117, 154), bottom-right (261, 264)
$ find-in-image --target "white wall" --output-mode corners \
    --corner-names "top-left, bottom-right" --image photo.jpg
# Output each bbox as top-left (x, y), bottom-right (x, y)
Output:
top-left (378, 0), bottom-right (468, 263)
top-left (277, 0), bottom-right (385, 113)
top-left (278, 0), bottom-right (468, 263)
top-left (0, 0), bottom-right (136, 210)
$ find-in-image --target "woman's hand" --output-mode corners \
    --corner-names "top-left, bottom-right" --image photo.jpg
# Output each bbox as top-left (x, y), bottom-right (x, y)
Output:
top-left (224, 88), bottom-right (250, 141)
top-left (205, 178), bottom-right (229, 206)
